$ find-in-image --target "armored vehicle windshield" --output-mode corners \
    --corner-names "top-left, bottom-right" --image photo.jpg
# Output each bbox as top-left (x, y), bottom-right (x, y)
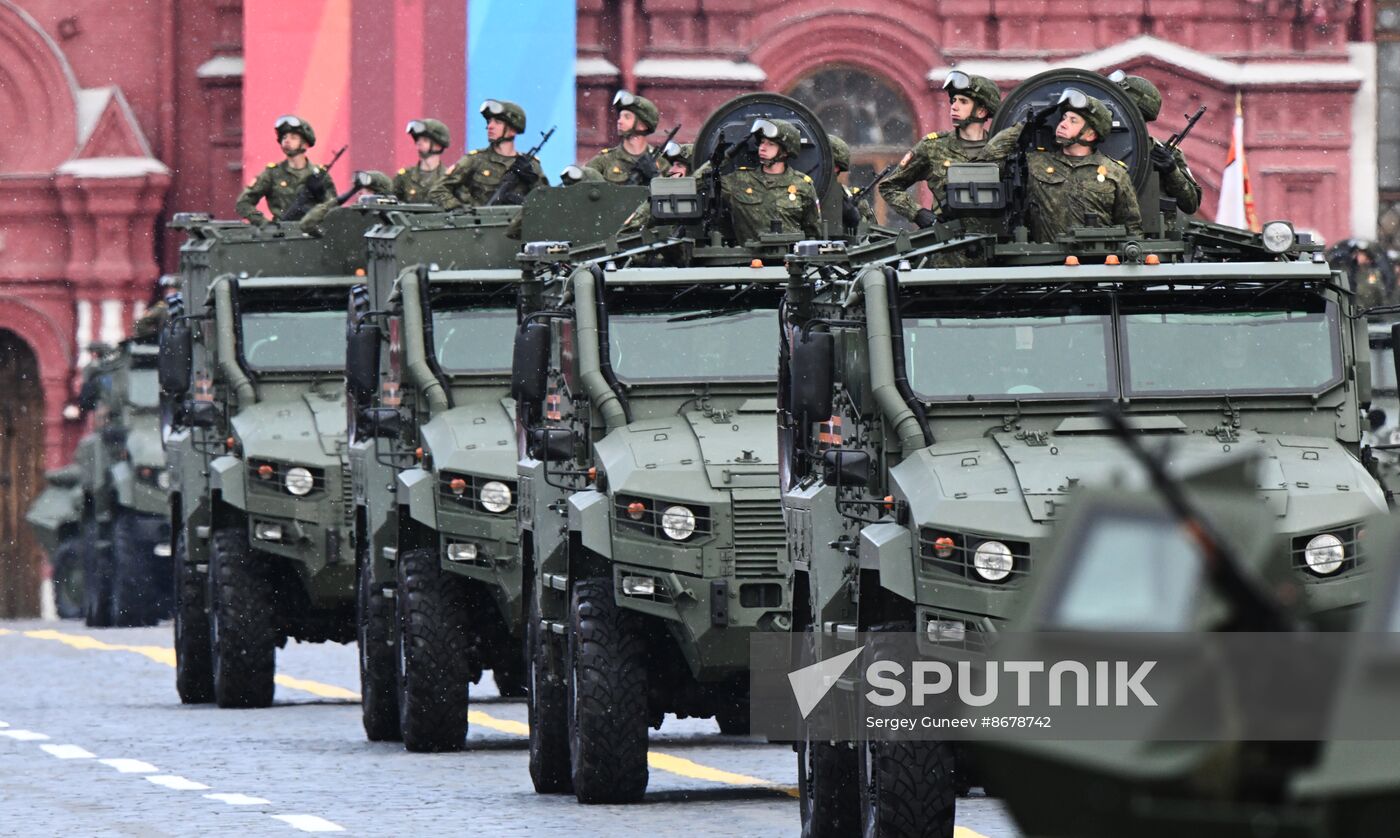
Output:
top-left (427, 284), bottom-right (518, 374)
top-left (238, 285), bottom-right (350, 371)
top-left (607, 288), bottom-right (779, 382)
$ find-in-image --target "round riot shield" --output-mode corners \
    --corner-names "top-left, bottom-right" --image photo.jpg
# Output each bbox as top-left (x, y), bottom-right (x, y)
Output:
top-left (989, 69), bottom-right (1151, 193)
top-left (693, 93), bottom-right (833, 197)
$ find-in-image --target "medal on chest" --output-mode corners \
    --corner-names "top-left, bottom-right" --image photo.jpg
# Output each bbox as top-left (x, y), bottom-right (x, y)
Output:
top-left (1096, 165), bottom-right (1107, 183)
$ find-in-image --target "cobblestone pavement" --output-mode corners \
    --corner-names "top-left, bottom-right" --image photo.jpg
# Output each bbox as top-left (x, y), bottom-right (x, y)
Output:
top-left (0, 620), bottom-right (1020, 837)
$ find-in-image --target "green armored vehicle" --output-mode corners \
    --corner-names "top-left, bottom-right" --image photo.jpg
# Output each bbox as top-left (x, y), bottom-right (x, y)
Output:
top-left (161, 205), bottom-right (383, 707)
top-left (69, 339), bottom-right (173, 627)
top-left (515, 93), bottom-right (834, 803)
top-left (25, 464), bottom-right (85, 619)
top-left (350, 189), bottom-right (646, 749)
top-left (783, 70), bottom-right (1391, 837)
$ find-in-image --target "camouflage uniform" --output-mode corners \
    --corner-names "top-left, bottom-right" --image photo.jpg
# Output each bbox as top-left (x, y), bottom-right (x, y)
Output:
top-left (878, 131), bottom-right (987, 224)
top-left (393, 164), bottom-right (445, 203)
top-left (829, 135), bottom-right (874, 227)
top-left (236, 159), bottom-right (336, 224)
top-left (585, 145), bottom-right (658, 185)
top-left (299, 170), bottom-right (395, 235)
top-left (587, 92), bottom-right (663, 184)
top-left (428, 148), bottom-right (547, 209)
top-left (1355, 266), bottom-right (1394, 310)
top-left (1112, 73), bottom-right (1202, 214)
top-left (721, 167), bottom-right (821, 243)
top-left (981, 121), bottom-right (1143, 243)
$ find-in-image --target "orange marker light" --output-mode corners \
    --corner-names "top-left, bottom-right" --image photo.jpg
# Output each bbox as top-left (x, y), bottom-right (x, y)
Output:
top-left (414, 447), bottom-right (424, 461)
top-left (883, 495), bottom-right (895, 511)
top-left (587, 468), bottom-right (597, 483)
top-left (1064, 255), bottom-right (1080, 266)
top-left (257, 464), bottom-right (274, 479)
top-left (1104, 254), bottom-right (1120, 265)
top-left (449, 478), bottom-right (467, 495)
top-left (354, 267), bottom-right (366, 276)
top-left (1144, 254), bottom-right (1161, 265)
top-left (626, 502), bottom-right (646, 520)
top-left (933, 536), bottom-right (956, 559)
top-left (750, 259), bottom-right (763, 269)
top-left (226, 437), bottom-right (236, 449)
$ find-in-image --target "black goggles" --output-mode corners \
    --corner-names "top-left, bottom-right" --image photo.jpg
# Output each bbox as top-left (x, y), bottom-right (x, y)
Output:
top-left (405, 120), bottom-right (427, 136)
top-left (751, 119), bottom-right (781, 140)
top-left (274, 115), bottom-right (303, 131)
top-left (612, 90), bottom-right (637, 108)
top-left (942, 71), bottom-right (973, 92)
top-left (480, 100), bottom-right (506, 117)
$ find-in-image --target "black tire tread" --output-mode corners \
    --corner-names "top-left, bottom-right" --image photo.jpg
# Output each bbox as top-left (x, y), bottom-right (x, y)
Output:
top-left (396, 547), bottom-right (471, 752)
top-left (863, 740), bottom-right (956, 838)
top-left (112, 510), bottom-right (158, 627)
top-left (210, 527), bottom-right (277, 709)
top-left (173, 528), bottom-right (214, 704)
top-left (358, 547), bottom-right (401, 742)
top-left (528, 583), bottom-right (571, 794)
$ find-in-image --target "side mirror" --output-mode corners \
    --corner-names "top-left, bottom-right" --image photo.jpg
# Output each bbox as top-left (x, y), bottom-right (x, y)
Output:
top-left (790, 331), bottom-right (834, 422)
top-left (346, 323), bottom-right (382, 405)
top-left (159, 320), bottom-right (193, 395)
top-left (182, 400), bottom-right (222, 429)
top-left (823, 449), bottom-right (871, 487)
top-left (528, 427), bottom-right (576, 462)
top-left (357, 407), bottom-right (403, 439)
top-left (512, 322), bottom-right (551, 403)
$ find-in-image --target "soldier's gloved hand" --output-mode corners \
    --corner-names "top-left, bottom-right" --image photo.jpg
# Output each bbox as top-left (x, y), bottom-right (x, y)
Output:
top-left (842, 197), bottom-right (861, 231)
top-left (1150, 144), bottom-right (1175, 174)
top-left (508, 158), bottom-right (539, 186)
top-left (914, 208), bottom-right (937, 229)
top-left (629, 156), bottom-right (660, 185)
top-left (247, 214), bottom-right (270, 227)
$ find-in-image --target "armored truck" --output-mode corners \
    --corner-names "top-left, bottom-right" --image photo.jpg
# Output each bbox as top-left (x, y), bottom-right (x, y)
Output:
top-left (25, 464), bottom-right (85, 619)
top-left (70, 339), bottom-right (173, 627)
top-left (782, 70), bottom-right (1392, 837)
top-left (514, 93), bottom-right (836, 803)
top-left (161, 207), bottom-right (382, 707)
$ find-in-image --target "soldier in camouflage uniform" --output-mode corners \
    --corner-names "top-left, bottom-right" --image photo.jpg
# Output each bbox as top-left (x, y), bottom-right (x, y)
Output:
top-left (428, 100), bottom-right (548, 209)
top-left (236, 115), bottom-right (337, 224)
top-left (830, 134), bottom-right (874, 231)
top-left (559, 165), bottom-right (606, 186)
top-left (298, 170), bottom-right (395, 235)
top-left (132, 275), bottom-right (180, 340)
top-left (585, 91), bottom-right (664, 185)
top-left (981, 89), bottom-right (1143, 242)
top-left (662, 142), bottom-right (693, 177)
top-left (879, 72), bottom-right (1002, 229)
top-left (1109, 70), bottom-right (1202, 214)
top-left (720, 118), bottom-right (821, 243)
top-left (394, 118), bottom-right (450, 203)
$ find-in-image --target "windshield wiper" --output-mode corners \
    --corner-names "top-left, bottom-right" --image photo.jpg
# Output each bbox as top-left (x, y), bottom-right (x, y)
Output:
top-left (667, 307), bottom-right (746, 323)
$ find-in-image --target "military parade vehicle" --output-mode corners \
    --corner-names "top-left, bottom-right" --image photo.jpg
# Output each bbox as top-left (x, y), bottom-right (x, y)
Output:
top-left (513, 93), bottom-right (832, 803)
top-left (347, 186), bottom-right (645, 750)
top-left (781, 69), bottom-right (1391, 837)
top-left (161, 207), bottom-right (381, 707)
top-left (68, 339), bottom-right (173, 628)
top-left (25, 463), bottom-right (85, 619)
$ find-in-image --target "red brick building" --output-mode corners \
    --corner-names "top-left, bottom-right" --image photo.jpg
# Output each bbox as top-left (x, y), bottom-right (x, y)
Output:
top-left (0, 0), bottom-right (1380, 614)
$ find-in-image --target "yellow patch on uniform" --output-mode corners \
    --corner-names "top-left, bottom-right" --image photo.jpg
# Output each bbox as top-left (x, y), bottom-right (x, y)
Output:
top-left (612, 166), bottom-right (621, 173)
top-left (1096, 165), bottom-right (1107, 176)
top-left (943, 160), bottom-right (952, 167)
top-left (801, 174), bottom-right (811, 183)
top-left (468, 150), bottom-right (478, 155)
top-left (279, 180), bottom-right (288, 187)
top-left (266, 162), bottom-right (277, 168)
top-left (787, 184), bottom-right (798, 194)
top-left (1113, 158), bottom-right (1127, 168)
top-left (1045, 166), bottom-right (1055, 174)
top-left (926, 132), bottom-right (939, 140)
top-left (398, 168), bottom-right (407, 175)
top-left (745, 187), bottom-right (753, 194)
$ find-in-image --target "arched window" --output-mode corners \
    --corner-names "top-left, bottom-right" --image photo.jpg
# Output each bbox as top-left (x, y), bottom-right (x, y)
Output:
top-left (788, 68), bottom-right (917, 225)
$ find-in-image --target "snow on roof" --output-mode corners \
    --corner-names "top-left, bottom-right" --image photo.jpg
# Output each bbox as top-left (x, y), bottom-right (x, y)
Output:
top-left (56, 157), bottom-right (170, 178)
top-left (932, 35), bottom-right (1363, 87)
top-left (197, 55), bottom-right (245, 79)
top-left (576, 56), bottom-right (619, 77)
top-left (634, 59), bottom-right (766, 82)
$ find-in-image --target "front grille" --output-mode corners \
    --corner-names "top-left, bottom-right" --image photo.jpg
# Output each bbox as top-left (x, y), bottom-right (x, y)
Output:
top-left (247, 458), bottom-right (328, 496)
top-left (919, 528), bottom-right (1031, 584)
top-left (438, 472), bottom-right (517, 516)
top-left (1291, 525), bottom-right (1363, 576)
top-left (733, 497), bottom-right (785, 577)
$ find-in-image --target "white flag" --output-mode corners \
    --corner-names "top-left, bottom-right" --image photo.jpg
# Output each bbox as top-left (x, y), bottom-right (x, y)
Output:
top-left (1215, 92), bottom-right (1259, 231)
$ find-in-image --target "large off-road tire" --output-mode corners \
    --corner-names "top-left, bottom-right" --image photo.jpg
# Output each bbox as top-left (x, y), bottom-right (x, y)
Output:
top-left (799, 737), bottom-right (860, 838)
top-left (357, 543), bottom-right (401, 742)
top-left (111, 510), bottom-right (159, 627)
top-left (50, 538), bottom-right (84, 620)
top-left (395, 546), bottom-right (471, 752)
top-left (173, 528), bottom-right (214, 704)
top-left (568, 577), bottom-right (649, 804)
top-left (527, 582), bottom-right (571, 794)
top-left (857, 740), bottom-right (957, 838)
top-left (82, 517), bottom-right (114, 628)
top-left (209, 526), bottom-right (277, 708)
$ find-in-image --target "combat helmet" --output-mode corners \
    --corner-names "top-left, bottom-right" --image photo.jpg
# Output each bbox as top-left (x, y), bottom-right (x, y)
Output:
top-left (662, 141), bottom-right (692, 166)
top-left (353, 170), bottom-right (395, 195)
top-left (1058, 89), bottom-right (1114, 145)
top-left (751, 118), bottom-right (802, 158)
top-left (942, 71), bottom-right (1001, 120)
top-left (274, 114), bottom-right (316, 147)
top-left (1108, 70), bottom-right (1162, 123)
top-left (480, 99), bottom-right (527, 133)
top-left (406, 118), bottom-right (451, 149)
top-left (612, 90), bottom-right (660, 133)
top-left (559, 164), bottom-right (605, 186)
top-left (828, 135), bottom-right (851, 173)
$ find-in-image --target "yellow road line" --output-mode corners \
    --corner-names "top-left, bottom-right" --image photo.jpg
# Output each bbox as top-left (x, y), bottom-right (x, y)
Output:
top-left (13, 628), bottom-right (800, 797)
top-left (0, 628), bottom-right (11, 636)
top-left (956, 829), bottom-right (993, 838)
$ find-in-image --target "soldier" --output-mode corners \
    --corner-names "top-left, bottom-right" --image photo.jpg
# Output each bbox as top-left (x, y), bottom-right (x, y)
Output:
top-left (236, 115), bottom-right (337, 224)
top-left (132, 275), bottom-right (180, 340)
top-left (662, 142), bottom-right (693, 178)
top-left (829, 134), bottom-right (874, 230)
top-left (394, 119), bottom-right (450, 203)
top-left (559, 164), bottom-right (606, 186)
top-left (981, 89), bottom-right (1143, 242)
top-left (1108, 70), bottom-right (1202, 214)
top-left (879, 71), bottom-right (1002, 228)
top-left (298, 170), bottom-right (395, 236)
top-left (429, 100), bottom-right (548, 209)
top-left (586, 91), bottom-right (664, 184)
top-left (720, 118), bottom-right (821, 243)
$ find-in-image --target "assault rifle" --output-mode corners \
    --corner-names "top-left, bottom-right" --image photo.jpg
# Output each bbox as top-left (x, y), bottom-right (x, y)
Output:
top-left (628, 124), bottom-right (682, 185)
top-left (1165, 105), bottom-right (1207, 152)
top-left (279, 145), bottom-right (347, 222)
top-left (486, 126), bottom-right (556, 206)
top-left (1005, 102), bottom-right (1060, 237)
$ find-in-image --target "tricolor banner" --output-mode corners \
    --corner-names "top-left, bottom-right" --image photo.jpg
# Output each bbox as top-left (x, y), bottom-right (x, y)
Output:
top-left (1214, 92), bottom-right (1260, 232)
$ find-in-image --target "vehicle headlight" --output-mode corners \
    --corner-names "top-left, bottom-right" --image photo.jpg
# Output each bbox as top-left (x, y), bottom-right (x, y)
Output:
top-left (1261, 220), bottom-right (1295, 254)
top-left (1304, 533), bottom-right (1345, 575)
top-left (660, 505), bottom-right (696, 541)
top-left (479, 480), bottom-right (512, 513)
top-left (284, 466), bottom-right (314, 496)
top-left (156, 470), bottom-right (172, 490)
top-left (972, 540), bottom-right (1013, 582)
